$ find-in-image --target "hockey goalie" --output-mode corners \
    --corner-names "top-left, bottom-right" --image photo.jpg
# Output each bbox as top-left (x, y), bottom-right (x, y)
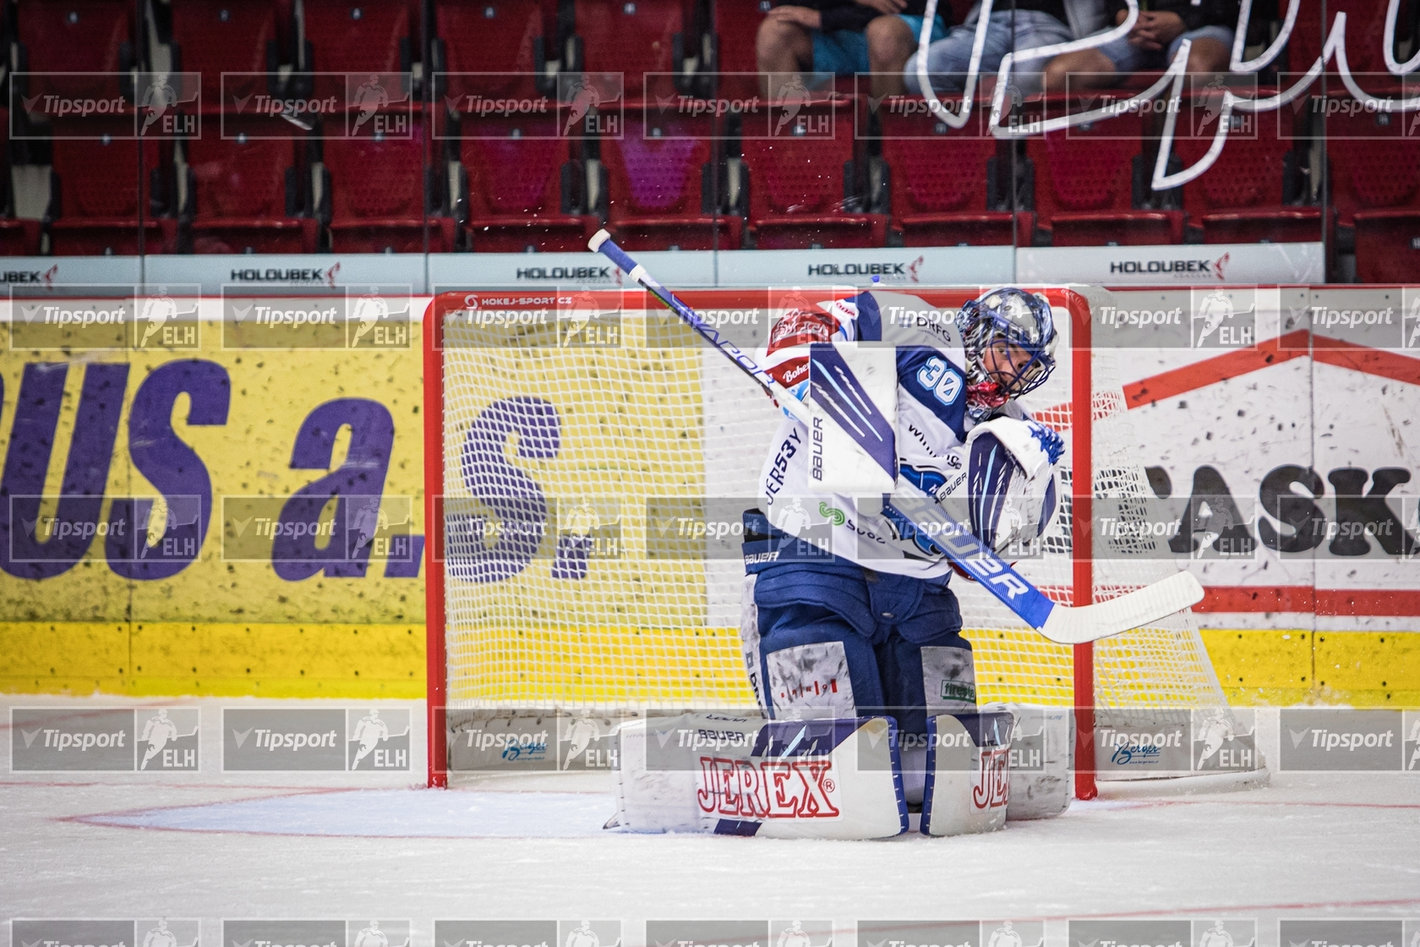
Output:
top-left (611, 288), bottom-right (1075, 838)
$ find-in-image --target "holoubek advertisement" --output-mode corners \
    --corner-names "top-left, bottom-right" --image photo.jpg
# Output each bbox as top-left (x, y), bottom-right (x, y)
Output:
top-left (0, 290), bottom-right (428, 695)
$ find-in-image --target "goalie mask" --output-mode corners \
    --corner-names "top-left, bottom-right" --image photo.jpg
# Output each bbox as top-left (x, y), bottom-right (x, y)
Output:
top-left (957, 288), bottom-right (1058, 419)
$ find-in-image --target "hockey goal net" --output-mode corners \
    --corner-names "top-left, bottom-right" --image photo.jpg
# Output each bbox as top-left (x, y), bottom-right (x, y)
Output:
top-left (423, 286), bottom-right (1263, 795)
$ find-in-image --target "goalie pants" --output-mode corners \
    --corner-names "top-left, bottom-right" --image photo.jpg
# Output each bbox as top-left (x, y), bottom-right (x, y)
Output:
top-left (740, 510), bottom-right (977, 741)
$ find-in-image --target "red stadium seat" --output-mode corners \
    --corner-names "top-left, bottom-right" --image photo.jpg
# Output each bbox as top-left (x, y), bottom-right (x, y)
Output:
top-left (15, 0), bottom-right (139, 101)
top-left (300, 0), bottom-right (413, 98)
top-left (459, 109), bottom-right (599, 252)
top-left (0, 107), bottom-right (42, 255)
top-left (876, 95), bottom-right (1028, 246)
top-left (1171, 90), bottom-right (1322, 244)
top-left (1024, 106), bottom-right (1183, 246)
top-left (739, 94), bottom-right (887, 248)
top-left (1285, 0), bottom-right (1414, 86)
top-left (169, 0), bottom-right (290, 105)
top-left (1325, 101), bottom-right (1420, 283)
top-left (183, 111), bottom-right (319, 254)
top-left (569, 0), bottom-right (689, 98)
top-left (321, 113), bottom-right (457, 253)
top-left (708, 0), bottom-right (770, 98)
top-left (45, 115), bottom-right (178, 255)
top-left (432, 0), bottom-right (553, 99)
top-left (598, 101), bottom-right (740, 250)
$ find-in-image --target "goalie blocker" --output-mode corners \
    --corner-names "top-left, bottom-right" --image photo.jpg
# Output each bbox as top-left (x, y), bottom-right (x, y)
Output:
top-left (608, 707), bottom-right (1071, 838)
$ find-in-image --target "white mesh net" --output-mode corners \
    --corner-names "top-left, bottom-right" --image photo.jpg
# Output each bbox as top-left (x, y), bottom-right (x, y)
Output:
top-left (431, 288), bottom-right (1255, 782)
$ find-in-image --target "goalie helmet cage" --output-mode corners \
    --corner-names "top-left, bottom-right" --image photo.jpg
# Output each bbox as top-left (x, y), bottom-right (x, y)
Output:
top-left (423, 287), bottom-right (1264, 796)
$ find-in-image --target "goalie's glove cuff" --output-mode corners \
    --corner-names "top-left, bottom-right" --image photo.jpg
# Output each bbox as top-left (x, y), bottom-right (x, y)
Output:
top-left (965, 416), bottom-right (1062, 479)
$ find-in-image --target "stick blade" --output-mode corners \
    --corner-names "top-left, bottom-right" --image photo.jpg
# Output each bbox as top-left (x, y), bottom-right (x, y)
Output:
top-left (1037, 571), bottom-right (1204, 645)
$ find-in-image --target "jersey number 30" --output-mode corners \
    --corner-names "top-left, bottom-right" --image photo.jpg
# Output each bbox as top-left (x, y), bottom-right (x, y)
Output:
top-left (916, 356), bottom-right (962, 405)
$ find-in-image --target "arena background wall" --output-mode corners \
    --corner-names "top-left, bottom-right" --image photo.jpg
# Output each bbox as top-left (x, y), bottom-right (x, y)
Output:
top-left (1, 288), bottom-right (1417, 706)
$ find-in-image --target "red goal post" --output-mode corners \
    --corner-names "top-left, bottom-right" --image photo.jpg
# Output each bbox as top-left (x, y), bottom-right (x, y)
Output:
top-left (422, 286), bottom-right (1258, 796)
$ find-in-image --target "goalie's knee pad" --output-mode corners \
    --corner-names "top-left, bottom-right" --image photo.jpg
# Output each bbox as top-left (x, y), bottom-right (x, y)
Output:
top-left (920, 710), bottom-right (1013, 836)
top-left (609, 711), bottom-right (908, 839)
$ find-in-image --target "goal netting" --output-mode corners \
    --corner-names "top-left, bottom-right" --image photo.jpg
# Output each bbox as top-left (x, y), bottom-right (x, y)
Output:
top-left (423, 287), bottom-right (1265, 794)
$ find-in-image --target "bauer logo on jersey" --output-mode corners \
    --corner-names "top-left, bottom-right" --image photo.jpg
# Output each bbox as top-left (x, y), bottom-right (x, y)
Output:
top-left (1190, 708), bottom-right (1258, 774)
top-left (1278, 708), bottom-right (1404, 772)
top-left (1280, 919), bottom-right (1402, 947)
top-left (647, 918), bottom-right (770, 947)
top-left (1188, 288), bottom-right (1257, 349)
top-left (1069, 919), bottom-right (1191, 947)
top-left (346, 708), bottom-right (411, 770)
top-left (557, 72), bottom-right (623, 138)
top-left (856, 919), bottom-right (981, 947)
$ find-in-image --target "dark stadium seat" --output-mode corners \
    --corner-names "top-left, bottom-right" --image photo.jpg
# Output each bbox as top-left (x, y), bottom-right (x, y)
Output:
top-left (45, 115), bottom-right (178, 255)
top-left (568, 0), bottom-right (690, 98)
top-left (169, 0), bottom-right (290, 105)
top-left (183, 112), bottom-right (319, 254)
top-left (1024, 107), bottom-right (1183, 246)
top-left (431, 0), bottom-right (553, 99)
top-left (0, 108), bottom-right (42, 255)
top-left (1325, 101), bottom-right (1420, 283)
top-left (597, 101), bottom-right (740, 250)
top-left (1171, 90), bottom-right (1322, 244)
top-left (706, 0), bottom-right (770, 98)
top-left (738, 95), bottom-right (886, 249)
top-left (321, 114), bottom-right (457, 253)
top-left (876, 95), bottom-right (1027, 246)
top-left (459, 109), bottom-right (599, 252)
top-left (15, 0), bottom-right (139, 101)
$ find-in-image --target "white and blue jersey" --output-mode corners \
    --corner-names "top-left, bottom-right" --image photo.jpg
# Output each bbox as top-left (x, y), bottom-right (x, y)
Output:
top-left (757, 290), bottom-right (1030, 580)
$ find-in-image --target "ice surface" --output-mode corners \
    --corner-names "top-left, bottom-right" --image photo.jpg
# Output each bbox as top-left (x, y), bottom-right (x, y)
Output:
top-left (2, 695), bottom-right (1418, 946)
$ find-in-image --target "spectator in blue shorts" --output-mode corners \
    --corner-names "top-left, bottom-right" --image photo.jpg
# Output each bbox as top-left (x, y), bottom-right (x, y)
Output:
top-left (903, 1), bottom-right (1108, 96)
top-left (757, 0), bottom-right (951, 98)
top-left (1041, 0), bottom-right (1239, 92)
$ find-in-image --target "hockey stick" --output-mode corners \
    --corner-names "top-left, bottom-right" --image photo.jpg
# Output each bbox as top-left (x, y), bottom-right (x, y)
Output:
top-left (587, 230), bottom-right (1203, 644)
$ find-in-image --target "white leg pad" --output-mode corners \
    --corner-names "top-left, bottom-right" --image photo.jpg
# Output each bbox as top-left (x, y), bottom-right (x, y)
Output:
top-left (992, 703), bottom-right (1073, 821)
top-left (609, 711), bottom-right (908, 839)
top-left (920, 711), bottom-right (1013, 837)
